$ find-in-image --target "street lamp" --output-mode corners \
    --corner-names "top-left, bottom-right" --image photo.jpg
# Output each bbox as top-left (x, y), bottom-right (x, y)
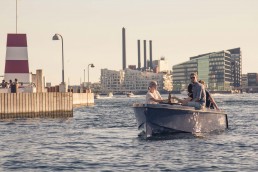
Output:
top-left (84, 69), bottom-right (86, 83)
top-left (88, 64), bottom-right (95, 89)
top-left (52, 33), bottom-right (64, 83)
top-left (87, 63), bottom-right (94, 106)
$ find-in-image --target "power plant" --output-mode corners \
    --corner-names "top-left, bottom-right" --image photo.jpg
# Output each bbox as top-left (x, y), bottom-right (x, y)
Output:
top-left (122, 27), bottom-right (153, 71)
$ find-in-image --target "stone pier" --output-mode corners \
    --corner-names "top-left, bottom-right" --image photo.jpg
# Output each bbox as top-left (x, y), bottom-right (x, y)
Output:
top-left (0, 92), bottom-right (94, 119)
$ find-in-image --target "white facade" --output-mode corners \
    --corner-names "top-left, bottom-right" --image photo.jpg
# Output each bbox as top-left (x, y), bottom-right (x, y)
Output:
top-left (100, 68), bottom-right (172, 94)
top-left (152, 57), bottom-right (170, 73)
top-left (100, 69), bottom-right (124, 93)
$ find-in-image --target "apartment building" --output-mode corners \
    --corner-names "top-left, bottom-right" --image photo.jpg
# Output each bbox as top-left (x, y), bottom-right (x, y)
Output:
top-left (172, 48), bottom-right (242, 91)
top-left (100, 68), bottom-right (172, 94)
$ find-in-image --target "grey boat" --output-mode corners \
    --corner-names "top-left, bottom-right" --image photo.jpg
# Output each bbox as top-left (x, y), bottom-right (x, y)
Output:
top-left (133, 103), bottom-right (228, 138)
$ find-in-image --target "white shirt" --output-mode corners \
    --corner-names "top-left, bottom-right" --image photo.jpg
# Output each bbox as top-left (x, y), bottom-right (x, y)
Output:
top-left (145, 90), bottom-right (162, 104)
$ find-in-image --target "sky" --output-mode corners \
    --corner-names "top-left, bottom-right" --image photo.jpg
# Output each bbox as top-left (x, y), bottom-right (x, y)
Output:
top-left (1, 0), bottom-right (258, 85)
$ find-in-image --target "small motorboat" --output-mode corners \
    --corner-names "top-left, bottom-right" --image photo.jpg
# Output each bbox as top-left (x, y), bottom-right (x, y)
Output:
top-left (127, 92), bottom-right (134, 97)
top-left (107, 92), bottom-right (113, 98)
top-left (133, 103), bottom-right (228, 138)
top-left (94, 94), bottom-right (100, 99)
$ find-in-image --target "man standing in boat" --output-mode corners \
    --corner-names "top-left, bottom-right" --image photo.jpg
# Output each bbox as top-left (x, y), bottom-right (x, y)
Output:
top-left (186, 73), bottom-right (206, 110)
top-left (145, 81), bottom-right (164, 104)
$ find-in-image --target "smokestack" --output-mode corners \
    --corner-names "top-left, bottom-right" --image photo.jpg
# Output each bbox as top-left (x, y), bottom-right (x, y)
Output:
top-left (122, 27), bottom-right (126, 70)
top-left (149, 40), bottom-right (153, 70)
top-left (144, 40), bottom-right (146, 71)
top-left (137, 40), bottom-right (141, 70)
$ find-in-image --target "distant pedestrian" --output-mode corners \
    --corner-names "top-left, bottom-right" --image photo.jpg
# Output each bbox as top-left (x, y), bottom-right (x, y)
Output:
top-left (9, 80), bottom-right (12, 89)
top-left (1, 80), bottom-right (6, 88)
top-left (10, 79), bottom-right (16, 93)
top-left (5, 82), bottom-right (9, 88)
top-left (14, 78), bottom-right (19, 93)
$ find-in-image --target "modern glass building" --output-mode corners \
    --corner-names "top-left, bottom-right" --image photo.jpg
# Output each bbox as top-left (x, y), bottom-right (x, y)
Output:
top-left (228, 48), bottom-right (242, 87)
top-left (247, 73), bottom-right (258, 86)
top-left (208, 51), bottom-right (232, 91)
top-left (172, 59), bottom-right (197, 92)
top-left (172, 48), bottom-right (242, 91)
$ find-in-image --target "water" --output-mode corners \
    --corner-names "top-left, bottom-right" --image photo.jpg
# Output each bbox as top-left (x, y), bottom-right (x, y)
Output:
top-left (0, 94), bottom-right (258, 171)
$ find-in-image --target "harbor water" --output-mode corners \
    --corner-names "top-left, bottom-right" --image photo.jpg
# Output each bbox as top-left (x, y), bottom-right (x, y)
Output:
top-left (0, 93), bottom-right (257, 171)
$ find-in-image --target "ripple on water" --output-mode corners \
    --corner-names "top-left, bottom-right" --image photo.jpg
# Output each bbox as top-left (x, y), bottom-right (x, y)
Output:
top-left (0, 94), bottom-right (258, 171)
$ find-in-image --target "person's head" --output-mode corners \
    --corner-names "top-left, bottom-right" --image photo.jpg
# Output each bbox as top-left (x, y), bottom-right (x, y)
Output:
top-left (9, 80), bottom-right (12, 83)
top-left (148, 81), bottom-right (158, 93)
top-left (199, 80), bottom-right (205, 85)
top-left (199, 80), bottom-right (206, 88)
top-left (190, 73), bottom-right (198, 83)
top-left (15, 78), bottom-right (18, 82)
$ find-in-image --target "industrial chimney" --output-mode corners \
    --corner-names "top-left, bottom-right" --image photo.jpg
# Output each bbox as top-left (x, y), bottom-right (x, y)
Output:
top-left (137, 40), bottom-right (141, 70)
top-left (149, 40), bottom-right (153, 70)
top-left (143, 40), bottom-right (146, 71)
top-left (122, 27), bottom-right (126, 70)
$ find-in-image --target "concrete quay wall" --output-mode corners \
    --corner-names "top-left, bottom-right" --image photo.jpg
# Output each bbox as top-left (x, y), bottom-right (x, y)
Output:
top-left (0, 92), bottom-right (94, 119)
top-left (73, 93), bottom-right (94, 106)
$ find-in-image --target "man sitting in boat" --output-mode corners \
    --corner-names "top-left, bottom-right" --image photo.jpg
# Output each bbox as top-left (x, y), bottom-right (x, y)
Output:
top-left (198, 80), bottom-right (219, 110)
top-left (186, 73), bottom-right (206, 110)
top-left (146, 81), bottom-right (164, 104)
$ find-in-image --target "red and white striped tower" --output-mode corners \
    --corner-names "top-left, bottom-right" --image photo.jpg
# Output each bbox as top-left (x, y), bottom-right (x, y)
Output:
top-left (4, 34), bottom-right (30, 83)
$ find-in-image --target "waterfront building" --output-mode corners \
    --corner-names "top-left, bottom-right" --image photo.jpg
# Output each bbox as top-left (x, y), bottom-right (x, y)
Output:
top-left (172, 58), bottom-right (198, 92)
top-left (152, 57), bottom-right (170, 73)
top-left (100, 68), bottom-right (172, 94)
top-left (228, 48), bottom-right (242, 88)
top-left (172, 48), bottom-right (242, 91)
top-left (247, 73), bottom-right (258, 86)
top-left (100, 69), bottom-right (124, 94)
top-left (241, 73), bottom-right (258, 93)
top-left (208, 51), bottom-right (232, 91)
top-left (91, 82), bottom-right (102, 93)
top-left (241, 74), bottom-right (248, 88)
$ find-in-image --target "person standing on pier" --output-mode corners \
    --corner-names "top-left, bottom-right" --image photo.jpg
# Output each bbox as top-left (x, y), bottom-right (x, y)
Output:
top-left (1, 80), bottom-right (6, 88)
top-left (10, 80), bottom-right (15, 93)
top-left (14, 78), bottom-right (19, 93)
top-left (10, 79), bottom-right (18, 93)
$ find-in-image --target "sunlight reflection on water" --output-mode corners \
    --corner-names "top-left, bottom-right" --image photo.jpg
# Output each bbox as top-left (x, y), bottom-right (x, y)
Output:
top-left (0, 94), bottom-right (258, 171)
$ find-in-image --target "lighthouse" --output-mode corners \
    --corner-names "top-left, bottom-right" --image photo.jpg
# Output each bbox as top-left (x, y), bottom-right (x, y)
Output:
top-left (4, 34), bottom-right (30, 84)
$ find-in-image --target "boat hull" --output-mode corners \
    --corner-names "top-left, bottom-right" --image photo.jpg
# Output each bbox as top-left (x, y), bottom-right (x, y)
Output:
top-left (133, 104), bottom-right (228, 137)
